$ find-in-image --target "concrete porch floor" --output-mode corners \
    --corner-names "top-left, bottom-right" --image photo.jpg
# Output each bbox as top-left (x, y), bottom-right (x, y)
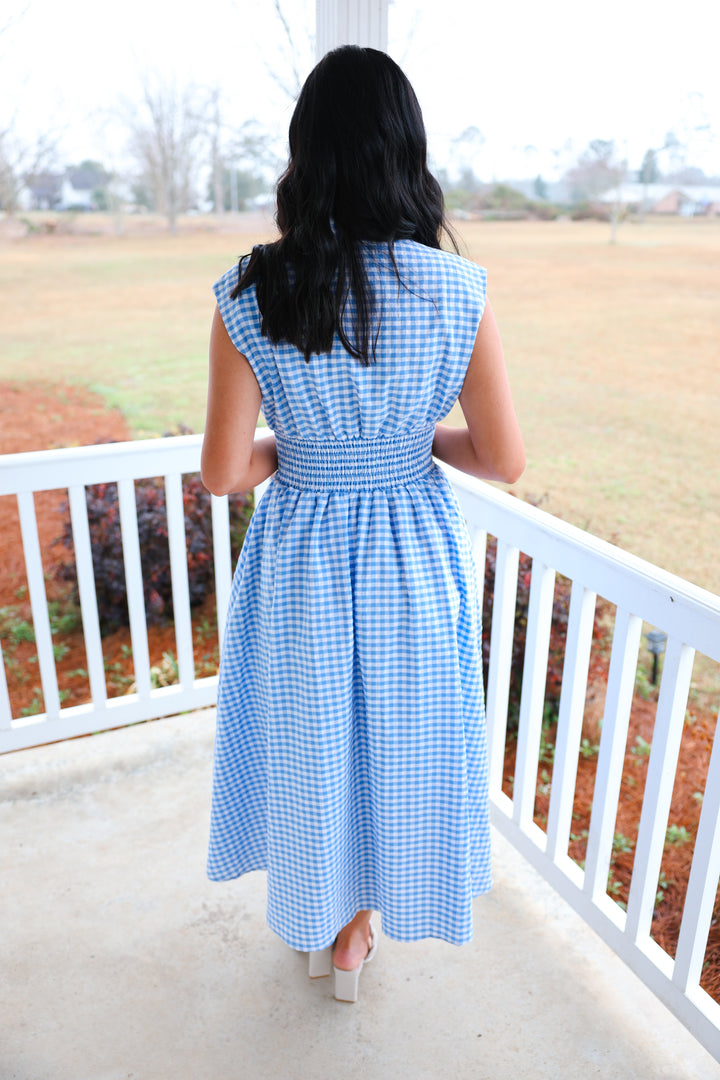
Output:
top-left (2, 710), bottom-right (718, 1080)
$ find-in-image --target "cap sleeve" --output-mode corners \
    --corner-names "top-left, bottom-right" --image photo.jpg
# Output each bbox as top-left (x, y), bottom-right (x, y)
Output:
top-left (418, 253), bottom-right (486, 422)
top-left (454, 259), bottom-right (487, 362)
top-left (212, 264), bottom-right (275, 407)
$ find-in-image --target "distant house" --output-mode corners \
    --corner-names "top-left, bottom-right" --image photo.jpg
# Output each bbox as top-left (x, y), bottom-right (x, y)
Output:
top-left (651, 189), bottom-right (693, 215)
top-left (61, 165), bottom-right (110, 210)
top-left (598, 183), bottom-right (720, 216)
top-left (23, 164), bottom-right (111, 211)
top-left (25, 172), bottom-right (64, 210)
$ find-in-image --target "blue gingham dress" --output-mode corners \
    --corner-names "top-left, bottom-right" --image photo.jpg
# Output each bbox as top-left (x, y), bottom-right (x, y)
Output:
top-left (207, 240), bottom-right (492, 949)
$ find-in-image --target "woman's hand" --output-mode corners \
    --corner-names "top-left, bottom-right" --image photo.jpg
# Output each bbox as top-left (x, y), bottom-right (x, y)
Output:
top-left (432, 299), bottom-right (525, 484)
top-left (201, 306), bottom-right (278, 495)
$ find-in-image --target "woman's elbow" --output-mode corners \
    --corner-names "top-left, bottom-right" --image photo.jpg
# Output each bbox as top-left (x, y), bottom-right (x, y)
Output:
top-left (504, 452), bottom-right (526, 485)
top-left (201, 438), bottom-right (248, 496)
top-left (493, 445), bottom-right (526, 485)
top-left (201, 458), bottom-right (246, 497)
top-left (201, 469), bottom-right (232, 497)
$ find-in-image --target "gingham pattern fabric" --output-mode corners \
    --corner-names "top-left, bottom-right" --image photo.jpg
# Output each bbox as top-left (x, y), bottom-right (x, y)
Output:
top-left (207, 240), bottom-right (492, 948)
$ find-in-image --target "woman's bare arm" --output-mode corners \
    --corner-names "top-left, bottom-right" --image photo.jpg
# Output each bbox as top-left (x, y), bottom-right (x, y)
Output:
top-left (432, 299), bottom-right (525, 483)
top-left (201, 306), bottom-right (278, 495)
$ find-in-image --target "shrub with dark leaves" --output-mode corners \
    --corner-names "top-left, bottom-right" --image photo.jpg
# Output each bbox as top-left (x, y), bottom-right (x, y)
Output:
top-left (56, 473), bottom-right (252, 635)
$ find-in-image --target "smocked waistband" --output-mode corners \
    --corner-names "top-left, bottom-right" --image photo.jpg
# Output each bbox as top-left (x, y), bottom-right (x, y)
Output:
top-left (275, 429), bottom-right (436, 491)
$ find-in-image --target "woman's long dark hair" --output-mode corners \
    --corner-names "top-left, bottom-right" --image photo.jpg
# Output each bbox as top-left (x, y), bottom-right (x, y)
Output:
top-left (232, 46), bottom-right (457, 363)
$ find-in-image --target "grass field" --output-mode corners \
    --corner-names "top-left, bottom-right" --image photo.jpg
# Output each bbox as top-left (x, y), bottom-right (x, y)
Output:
top-left (1, 213), bottom-right (719, 596)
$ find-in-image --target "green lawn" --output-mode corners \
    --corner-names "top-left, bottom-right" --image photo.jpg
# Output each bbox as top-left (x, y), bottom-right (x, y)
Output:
top-left (1, 213), bottom-right (719, 596)
top-left (0, 223), bottom-right (269, 435)
top-left (456, 218), bottom-right (720, 597)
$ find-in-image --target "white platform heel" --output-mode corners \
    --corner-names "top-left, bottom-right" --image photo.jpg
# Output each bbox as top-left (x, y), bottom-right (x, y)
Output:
top-left (308, 945), bottom-right (333, 978)
top-left (333, 922), bottom-right (377, 1003)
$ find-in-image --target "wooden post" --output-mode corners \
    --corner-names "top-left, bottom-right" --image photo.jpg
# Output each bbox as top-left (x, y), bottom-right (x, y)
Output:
top-left (315, 0), bottom-right (389, 60)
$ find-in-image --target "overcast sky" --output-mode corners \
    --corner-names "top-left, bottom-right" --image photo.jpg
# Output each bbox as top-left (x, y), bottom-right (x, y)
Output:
top-left (2, 0), bottom-right (719, 181)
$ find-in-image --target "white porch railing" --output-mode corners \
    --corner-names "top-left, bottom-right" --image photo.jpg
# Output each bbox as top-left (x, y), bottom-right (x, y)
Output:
top-left (0, 436), bottom-right (228, 748)
top-left (1, 434), bottom-right (720, 1060)
top-left (448, 467), bottom-right (720, 1062)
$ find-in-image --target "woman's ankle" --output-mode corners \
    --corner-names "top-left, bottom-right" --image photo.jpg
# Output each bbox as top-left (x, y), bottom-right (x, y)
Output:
top-left (333, 910), bottom-right (373, 970)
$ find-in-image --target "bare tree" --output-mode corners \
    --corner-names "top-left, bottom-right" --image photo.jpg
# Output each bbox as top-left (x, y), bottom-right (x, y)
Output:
top-left (450, 126), bottom-right (486, 183)
top-left (660, 98), bottom-right (717, 183)
top-left (0, 5), bottom-right (58, 216)
top-left (127, 75), bottom-right (207, 232)
top-left (565, 139), bottom-right (626, 202)
top-left (207, 88), bottom-right (225, 216)
top-left (564, 139), bottom-right (628, 242)
top-left (225, 121), bottom-right (279, 211)
top-left (269, 0), bottom-right (307, 97)
top-left (203, 90), bottom-right (278, 214)
top-left (230, 0), bottom-right (313, 102)
top-left (0, 123), bottom-right (56, 214)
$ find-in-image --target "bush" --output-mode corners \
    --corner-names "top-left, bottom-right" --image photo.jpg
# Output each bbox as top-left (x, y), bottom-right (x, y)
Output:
top-left (569, 201), bottom-right (611, 222)
top-left (528, 202), bottom-right (560, 221)
top-left (56, 472), bottom-right (252, 634)
top-left (475, 183), bottom-right (529, 213)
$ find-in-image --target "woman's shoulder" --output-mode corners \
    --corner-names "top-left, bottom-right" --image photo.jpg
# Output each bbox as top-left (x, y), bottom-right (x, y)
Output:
top-left (214, 261), bottom-right (241, 297)
top-left (213, 258), bottom-right (260, 318)
top-left (214, 254), bottom-right (255, 296)
top-left (394, 240), bottom-right (486, 292)
top-left (213, 260), bottom-right (264, 356)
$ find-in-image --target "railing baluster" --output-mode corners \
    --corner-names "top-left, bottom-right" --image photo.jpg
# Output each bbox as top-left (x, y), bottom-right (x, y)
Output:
top-left (17, 491), bottom-right (60, 718)
top-left (486, 541), bottom-right (520, 791)
top-left (471, 529), bottom-right (488, 617)
top-left (117, 478), bottom-right (152, 699)
top-left (514, 561), bottom-right (556, 830)
top-left (0, 641), bottom-right (12, 729)
top-left (68, 485), bottom-right (107, 708)
top-left (625, 638), bottom-right (694, 943)
top-left (546, 581), bottom-right (597, 860)
top-left (673, 700), bottom-right (720, 994)
top-left (211, 494), bottom-right (232, 653)
top-left (165, 473), bottom-right (194, 689)
top-left (583, 607), bottom-right (643, 903)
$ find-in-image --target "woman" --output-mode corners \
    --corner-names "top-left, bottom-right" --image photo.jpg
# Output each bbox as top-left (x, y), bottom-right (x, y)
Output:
top-left (201, 45), bottom-right (524, 1003)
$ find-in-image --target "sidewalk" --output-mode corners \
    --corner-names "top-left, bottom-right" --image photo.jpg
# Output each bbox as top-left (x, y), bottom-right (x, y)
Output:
top-left (2, 710), bottom-right (718, 1080)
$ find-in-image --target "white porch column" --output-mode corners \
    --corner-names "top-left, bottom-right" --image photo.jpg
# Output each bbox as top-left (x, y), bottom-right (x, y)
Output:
top-left (315, 0), bottom-right (389, 60)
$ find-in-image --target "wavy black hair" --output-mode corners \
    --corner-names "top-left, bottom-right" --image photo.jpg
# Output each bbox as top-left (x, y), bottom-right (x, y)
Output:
top-left (232, 45), bottom-right (457, 364)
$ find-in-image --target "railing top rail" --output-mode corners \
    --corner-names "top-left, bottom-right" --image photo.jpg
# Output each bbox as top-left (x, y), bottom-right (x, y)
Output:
top-left (0, 434), bottom-right (204, 495)
top-left (446, 466), bottom-right (720, 662)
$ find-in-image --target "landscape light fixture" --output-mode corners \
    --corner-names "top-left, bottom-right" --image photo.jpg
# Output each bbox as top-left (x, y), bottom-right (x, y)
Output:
top-left (644, 629), bottom-right (667, 685)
